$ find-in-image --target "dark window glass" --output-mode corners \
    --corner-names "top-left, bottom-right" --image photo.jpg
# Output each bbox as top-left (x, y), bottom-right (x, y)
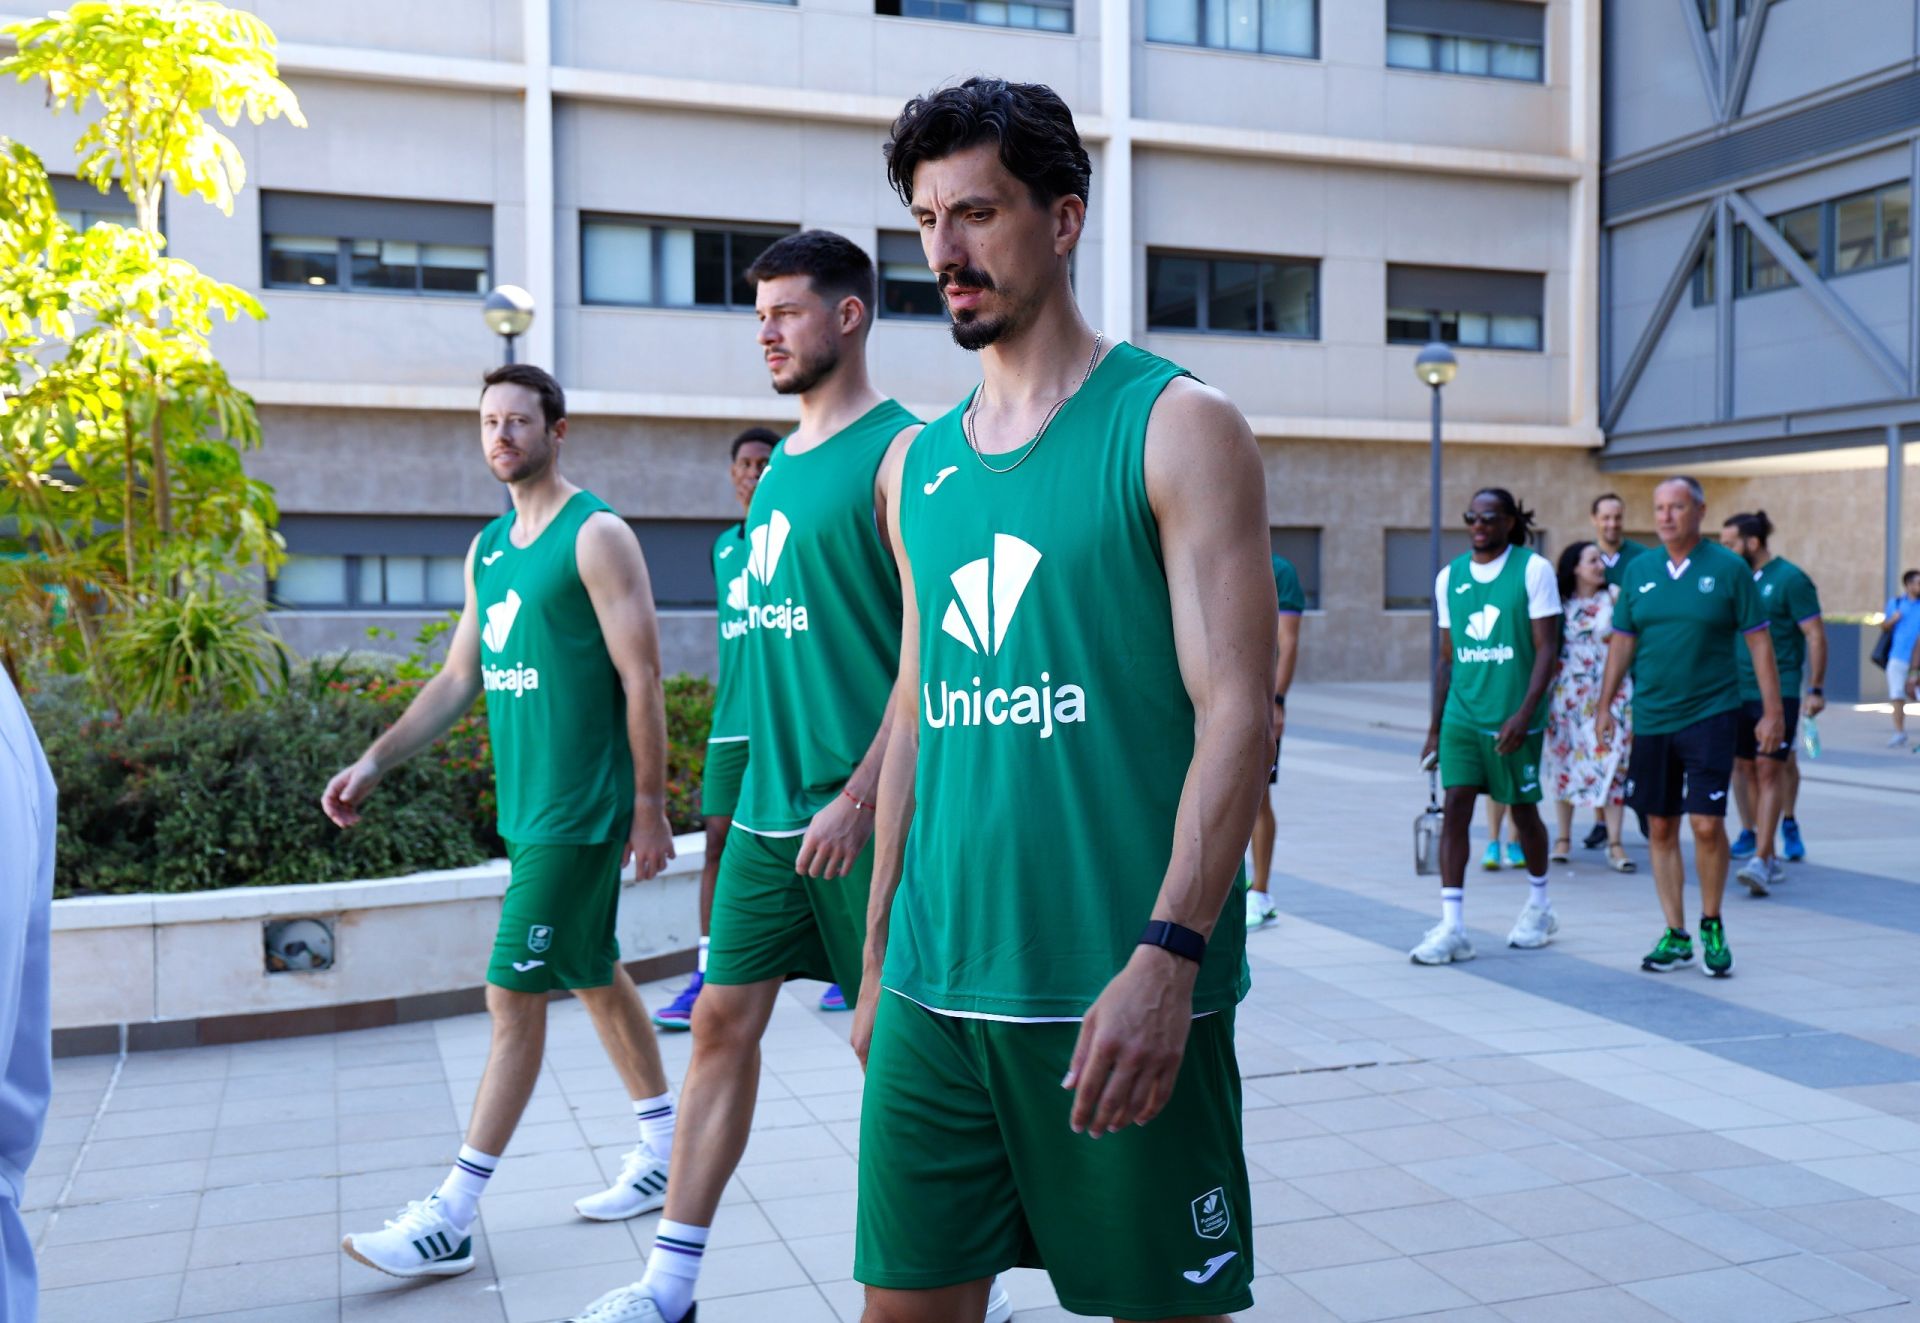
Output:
top-left (265, 235), bottom-right (339, 288)
top-left (1885, 184), bottom-right (1912, 262)
top-left (729, 232), bottom-right (779, 308)
top-left (1268, 261), bottom-right (1317, 337)
top-left (1147, 255), bottom-right (1204, 330)
top-left (421, 243), bottom-right (488, 294)
top-left (1148, 250), bottom-right (1317, 337)
top-left (1270, 527), bottom-right (1322, 610)
top-left (692, 230), bottom-right (729, 307)
top-left (879, 233), bottom-right (944, 319)
top-left (882, 0), bottom-right (1073, 31)
top-left (581, 219), bottom-right (793, 311)
top-left (1386, 307), bottom-right (1436, 343)
top-left (350, 238), bottom-right (418, 291)
top-left (1384, 528), bottom-right (1474, 610)
top-left (1692, 231), bottom-right (1716, 306)
top-left (1146, 0), bottom-right (1314, 54)
top-left (1210, 259), bottom-right (1261, 333)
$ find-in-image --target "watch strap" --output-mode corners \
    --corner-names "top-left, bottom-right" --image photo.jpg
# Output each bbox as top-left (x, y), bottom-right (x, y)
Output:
top-left (1138, 919), bottom-right (1207, 965)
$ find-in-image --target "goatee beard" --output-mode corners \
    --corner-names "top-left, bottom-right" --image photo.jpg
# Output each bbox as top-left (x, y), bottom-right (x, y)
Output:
top-left (773, 347), bottom-right (840, 396)
top-left (950, 312), bottom-right (1008, 352)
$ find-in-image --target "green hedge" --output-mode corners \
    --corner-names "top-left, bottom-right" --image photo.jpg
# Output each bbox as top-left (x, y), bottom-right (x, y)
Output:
top-left (32, 672), bottom-right (715, 898)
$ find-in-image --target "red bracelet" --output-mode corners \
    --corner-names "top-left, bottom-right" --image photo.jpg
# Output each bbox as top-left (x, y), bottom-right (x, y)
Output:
top-left (842, 789), bottom-right (875, 812)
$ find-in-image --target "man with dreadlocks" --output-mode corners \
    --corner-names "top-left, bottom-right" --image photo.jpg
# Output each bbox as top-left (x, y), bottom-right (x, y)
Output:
top-left (1415, 488), bottom-right (1563, 965)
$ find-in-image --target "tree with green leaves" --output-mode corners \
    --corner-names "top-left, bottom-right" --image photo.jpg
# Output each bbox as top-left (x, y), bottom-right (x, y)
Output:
top-left (0, 1), bottom-right (304, 709)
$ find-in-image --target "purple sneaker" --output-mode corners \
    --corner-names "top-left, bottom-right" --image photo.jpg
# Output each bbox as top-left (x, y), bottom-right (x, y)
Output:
top-left (818, 983), bottom-right (848, 1012)
top-left (651, 971), bottom-right (702, 1031)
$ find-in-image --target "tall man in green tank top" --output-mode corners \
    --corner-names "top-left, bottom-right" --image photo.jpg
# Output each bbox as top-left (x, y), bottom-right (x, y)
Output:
top-left (1413, 488), bottom-right (1563, 967)
top-left (850, 78), bottom-right (1274, 1323)
top-left (565, 232), bottom-right (948, 1323)
top-left (322, 365), bottom-right (683, 1279)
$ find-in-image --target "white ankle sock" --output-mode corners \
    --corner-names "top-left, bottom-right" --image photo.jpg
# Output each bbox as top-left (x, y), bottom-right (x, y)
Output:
top-left (634, 1093), bottom-right (676, 1160)
top-left (1529, 873), bottom-right (1550, 908)
top-left (1441, 887), bottom-right (1464, 931)
top-left (434, 1144), bottom-right (497, 1228)
top-left (641, 1219), bottom-right (708, 1322)
top-left (697, 936), bottom-right (709, 974)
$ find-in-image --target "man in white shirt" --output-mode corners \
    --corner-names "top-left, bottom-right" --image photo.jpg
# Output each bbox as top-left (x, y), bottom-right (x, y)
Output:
top-left (0, 667), bottom-right (55, 1323)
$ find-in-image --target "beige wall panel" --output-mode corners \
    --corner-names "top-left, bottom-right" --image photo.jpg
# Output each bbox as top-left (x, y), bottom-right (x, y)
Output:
top-left (870, 23), bottom-right (1089, 106)
top-left (562, 105), bottom-right (805, 222)
top-left (251, 79), bottom-right (514, 206)
top-left (248, 0), bottom-right (521, 60)
top-left (1137, 45), bottom-right (1327, 133)
top-left (1381, 72), bottom-right (1558, 157)
top-left (557, 0), bottom-right (805, 82)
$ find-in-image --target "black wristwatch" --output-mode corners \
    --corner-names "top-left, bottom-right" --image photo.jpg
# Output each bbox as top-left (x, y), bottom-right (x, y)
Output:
top-left (1808, 686), bottom-right (1824, 697)
top-left (1139, 920), bottom-right (1207, 965)
top-left (1274, 693), bottom-right (1287, 708)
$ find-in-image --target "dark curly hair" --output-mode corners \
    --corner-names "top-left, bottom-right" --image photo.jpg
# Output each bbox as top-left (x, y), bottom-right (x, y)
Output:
top-left (1474, 487), bottom-right (1538, 549)
top-left (884, 77), bottom-right (1092, 211)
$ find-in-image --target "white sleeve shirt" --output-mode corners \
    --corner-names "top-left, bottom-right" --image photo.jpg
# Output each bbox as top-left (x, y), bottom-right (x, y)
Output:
top-left (1435, 547), bottom-right (1562, 630)
top-left (0, 667), bottom-right (55, 1212)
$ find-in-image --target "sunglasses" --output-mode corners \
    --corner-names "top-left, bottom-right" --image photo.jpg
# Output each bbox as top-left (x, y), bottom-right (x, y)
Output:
top-left (1461, 511), bottom-right (1510, 527)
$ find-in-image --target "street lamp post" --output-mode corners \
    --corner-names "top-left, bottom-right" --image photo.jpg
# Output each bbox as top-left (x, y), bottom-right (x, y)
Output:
top-left (483, 284), bottom-right (536, 366)
top-left (1414, 342), bottom-right (1458, 692)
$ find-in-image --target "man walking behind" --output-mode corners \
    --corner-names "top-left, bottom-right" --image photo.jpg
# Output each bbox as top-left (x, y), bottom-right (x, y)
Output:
top-left (1413, 488), bottom-right (1562, 966)
top-left (1598, 477), bottom-right (1783, 979)
top-left (1719, 511), bottom-right (1824, 894)
top-left (654, 426), bottom-right (777, 1031)
top-left (853, 76), bottom-right (1272, 1323)
top-left (325, 364), bottom-right (681, 1276)
top-left (1247, 552), bottom-right (1304, 930)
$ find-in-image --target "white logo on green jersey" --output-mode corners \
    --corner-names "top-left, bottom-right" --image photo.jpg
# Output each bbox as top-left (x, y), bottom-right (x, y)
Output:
top-left (483, 589), bottom-right (522, 653)
top-left (924, 465), bottom-right (959, 495)
top-left (749, 510), bottom-right (791, 584)
top-left (925, 534), bottom-right (1085, 739)
top-left (1464, 604), bottom-right (1501, 643)
top-left (743, 509), bottom-right (808, 637)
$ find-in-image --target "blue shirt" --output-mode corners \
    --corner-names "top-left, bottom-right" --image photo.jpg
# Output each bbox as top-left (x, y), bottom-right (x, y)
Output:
top-left (0, 669), bottom-right (54, 1209)
top-left (1889, 595), bottom-right (1920, 667)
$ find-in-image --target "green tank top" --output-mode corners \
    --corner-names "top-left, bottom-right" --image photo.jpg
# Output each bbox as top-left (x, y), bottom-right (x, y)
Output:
top-left (1442, 548), bottom-right (1544, 733)
top-left (709, 523), bottom-right (749, 744)
top-left (732, 399), bottom-right (918, 834)
top-left (473, 489), bottom-right (634, 844)
top-left (884, 343), bottom-right (1250, 1019)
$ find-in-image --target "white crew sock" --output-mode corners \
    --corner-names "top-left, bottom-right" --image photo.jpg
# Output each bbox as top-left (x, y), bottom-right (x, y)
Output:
top-left (640, 1219), bottom-right (709, 1322)
top-left (1528, 873), bottom-right (1551, 909)
top-left (1441, 887), bottom-right (1464, 932)
top-left (433, 1144), bottom-right (497, 1229)
top-left (697, 936), bottom-right (709, 975)
top-left (635, 1093), bottom-right (676, 1160)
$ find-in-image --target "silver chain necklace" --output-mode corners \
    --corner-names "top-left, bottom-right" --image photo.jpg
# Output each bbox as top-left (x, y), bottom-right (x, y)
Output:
top-left (962, 332), bottom-right (1104, 476)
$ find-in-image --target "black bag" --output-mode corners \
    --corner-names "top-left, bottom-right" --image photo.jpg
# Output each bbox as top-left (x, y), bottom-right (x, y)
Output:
top-left (1873, 628), bottom-right (1895, 670)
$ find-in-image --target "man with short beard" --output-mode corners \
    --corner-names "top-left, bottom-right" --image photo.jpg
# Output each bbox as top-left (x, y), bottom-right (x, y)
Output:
top-left (325, 364), bottom-right (681, 1278)
top-left (562, 233), bottom-right (1009, 1323)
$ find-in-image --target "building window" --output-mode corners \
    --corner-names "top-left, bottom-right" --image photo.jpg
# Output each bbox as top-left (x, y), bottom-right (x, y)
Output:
top-left (1271, 528), bottom-right (1322, 610)
top-left (1384, 528), bottom-right (1473, 610)
top-left (876, 0), bottom-right (1072, 32)
top-left (1698, 0), bottom-right (1752, 29)
top-left (1832, 182), bottom-right (1911, 275)
top-left (261, 192), bottom-right (490, 296)
top-left (271, 554), bottom-right (470, 610)
top-left (1386, 265), bottom-right (1544, 351)
top-left (1385, 0), bottom-right (1542, 82)
top-left (877, 232), bottom-right (943, 320)
top-left (1145, 0), bottom-right (1315, 57)
top-left (51, 176), bottom-right (138, 231)
top-left (1147, 251), bottom-right (1318, 338)
top-left (1691, 232), bottom-right (1716, 306)
top-left (631, 519), bottom-right (745, 609)
top-left (582, 218), bottom-right (790, 311)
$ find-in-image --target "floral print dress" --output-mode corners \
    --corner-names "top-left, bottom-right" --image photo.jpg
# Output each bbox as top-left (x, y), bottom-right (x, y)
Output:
top-left (1544, 590), bottom-right (1632, 807)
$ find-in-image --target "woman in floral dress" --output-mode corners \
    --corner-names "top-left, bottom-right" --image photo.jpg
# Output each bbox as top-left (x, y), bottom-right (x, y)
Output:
top-left (1543, 541), bottom-right (1636, 871)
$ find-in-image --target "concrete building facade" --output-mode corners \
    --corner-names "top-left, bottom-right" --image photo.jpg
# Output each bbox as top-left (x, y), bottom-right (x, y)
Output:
top-left (8, 0), bottom-right (1627, 679)
top-left (1600, 0), bottom-right (1920, 616)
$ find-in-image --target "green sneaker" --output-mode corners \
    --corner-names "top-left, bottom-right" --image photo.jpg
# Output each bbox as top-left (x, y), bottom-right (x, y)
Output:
top-left (1481, 842), bottom-right (1503, 871)
top-left (1641, 928), bottom-right (1694, 972)
top-left (1700, 917), bottom-right (1733, 978)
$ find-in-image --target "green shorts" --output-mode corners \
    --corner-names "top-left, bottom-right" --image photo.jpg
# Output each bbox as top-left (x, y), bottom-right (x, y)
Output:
top-left (486, 837), bottom-right (624, 993)
top-left (1440, 721), bottom-right (1546, 805)
top-left (855, 993), bottom-right (1253, 1319)
top-left (705, 826), bottom-right (868, 1000)
top-left (700, 738), bottom-right (749, 818)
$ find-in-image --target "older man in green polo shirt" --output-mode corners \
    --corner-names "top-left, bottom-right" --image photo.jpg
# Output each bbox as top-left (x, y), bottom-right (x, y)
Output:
top-left (1597, 477), bottom-right (1783, 979)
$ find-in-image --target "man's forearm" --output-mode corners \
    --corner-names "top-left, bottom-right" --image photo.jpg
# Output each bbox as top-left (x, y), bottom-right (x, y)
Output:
top-left (863, 709), bottom-right (919, 974)
top-left (1273, 620), bottom-right (1300, 697)
top-left (842, 679), bottom-right (900, 805)
top-left (1805, 621), bottom-right (1827, 691)
top-left (1597, 636), bottom-right (1632, 711)
top-left (1149, 705), bottom-right (1268, 941)
top-left (625, 659), bottom-right (670, 810)
top-left (366, 670), bottom-right (478, 773)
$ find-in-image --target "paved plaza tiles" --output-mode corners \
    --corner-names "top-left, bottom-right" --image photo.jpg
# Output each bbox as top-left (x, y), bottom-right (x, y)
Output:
top-left (22, 685), bottom-right (1920, 1322)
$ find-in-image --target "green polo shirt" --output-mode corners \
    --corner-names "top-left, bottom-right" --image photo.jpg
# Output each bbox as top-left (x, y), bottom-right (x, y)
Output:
top-left (1273, 554), bottom-right (1306, 615)
top-left (1612, 539), bottom-right (1766, 736)
top-left (1736, 557), bottom-right (1820, 702)
top-left (1601, 537), bottom-right (1652, 588)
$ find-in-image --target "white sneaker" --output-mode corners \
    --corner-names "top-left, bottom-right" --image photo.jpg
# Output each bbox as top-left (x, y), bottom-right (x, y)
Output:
top-left (1736, 856), bottom-right (1772, 897)
top-left (1410, 924), bottom-right (1474, 965)
top-left (1767, 856), bottom-right (1788, 888)
top-left (1890, 732), bottom-right (1910, 748)
top-left (568, 1284), bottom-right (687, 1323)
top-left (341, 1195), bottom-right (475, 1278)
top-left (1506, 901), bottom-right (1559, 949)
top-left (575, 1145), bottom-right (670, 1221)
top-left (985, 1278), bottom-right (1013, 1322)
top-left (1245, 889), bottom-right (1279, 931)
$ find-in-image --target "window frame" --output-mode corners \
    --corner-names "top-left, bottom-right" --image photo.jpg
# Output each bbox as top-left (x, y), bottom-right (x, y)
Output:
top-left (1146, 248), bottom-right (1321, 340)
top-left (268, 552), bottom-right (469, 611)
top-left (1733, 182), bottom-right (1911, 298)
top-left (579, 214), bottom-right (796, 313)
top-left (1143, 0), bottom-right (1319, 59)
top-left (261, 235), bottom-right (491, 298)
top-left (873, 0), bottom-right (1075, 34)
top-left (876, 230), bottom-right (947, 322)
top-left (1384, 307), bottom-right (1544, 352)
top-left (1383, 28), bottom-right (1544, 83)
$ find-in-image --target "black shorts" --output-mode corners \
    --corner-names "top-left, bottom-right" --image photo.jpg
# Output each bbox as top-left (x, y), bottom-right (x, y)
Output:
top-left (1734, 697), bottom-right (1800, 762)
top-left (1626, 708), bottom-right (1738, 819)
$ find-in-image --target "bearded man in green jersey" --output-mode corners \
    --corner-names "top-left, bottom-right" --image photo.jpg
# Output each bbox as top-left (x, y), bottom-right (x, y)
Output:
top-left (323, 364), bottom-right (681, 1279)
top-left (1718, 511), bottom-right (1825, 896)
top-left (850, 78), bottom-right (1273, 1323)
top-left (1413, 488), bottom-right (1563, 967)
top-left (1598, 477), bottom-right (1784, 978)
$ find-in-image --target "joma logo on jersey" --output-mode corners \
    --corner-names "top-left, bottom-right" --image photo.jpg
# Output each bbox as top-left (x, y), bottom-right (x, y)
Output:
top-left (743, 510), bottom-right (809, 637)
top-left (481, 589), bottom-right (541, 694)
top-left (924, 534), bottom-right (1086, 739)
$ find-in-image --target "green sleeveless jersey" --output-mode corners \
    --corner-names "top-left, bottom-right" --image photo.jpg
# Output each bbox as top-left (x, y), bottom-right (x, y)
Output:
top-left (885, 343), bottom-right (1250, 1019)
top-left (733, 399), bottom-right (917, 835)
top-left (709, 523), bottom-right (750, 743)
top-left (1442, 548), bottom-right (1545, 733)
top-left (473, 489), bottom-right (634, 844)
